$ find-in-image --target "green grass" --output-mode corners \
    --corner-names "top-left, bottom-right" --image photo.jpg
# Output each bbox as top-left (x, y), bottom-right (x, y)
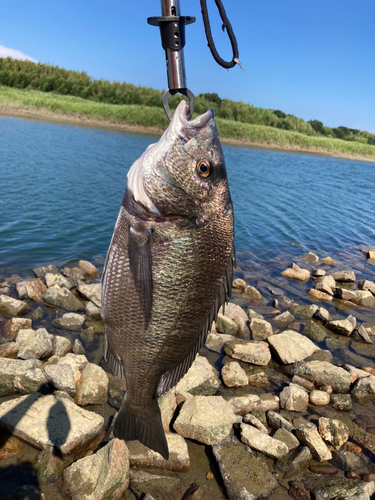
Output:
top-left (1, 85), bottom-right (375, 161)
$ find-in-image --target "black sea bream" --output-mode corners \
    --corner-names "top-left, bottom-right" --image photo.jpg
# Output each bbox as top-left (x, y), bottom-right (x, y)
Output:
top-left (101, 101), bottom-right (234, 459)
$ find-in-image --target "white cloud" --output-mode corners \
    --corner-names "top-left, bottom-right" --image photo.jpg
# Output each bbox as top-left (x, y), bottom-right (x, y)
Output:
top-left (0, 45), bottom-right (38, 63)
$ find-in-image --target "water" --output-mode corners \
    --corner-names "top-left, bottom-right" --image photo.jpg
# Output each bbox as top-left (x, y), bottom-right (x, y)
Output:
top-left (0, 116), bottom-right (374, 275)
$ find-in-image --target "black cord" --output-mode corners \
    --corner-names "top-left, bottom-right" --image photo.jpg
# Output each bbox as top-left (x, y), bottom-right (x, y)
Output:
top-left (200, 0), bottom-right (240, 69)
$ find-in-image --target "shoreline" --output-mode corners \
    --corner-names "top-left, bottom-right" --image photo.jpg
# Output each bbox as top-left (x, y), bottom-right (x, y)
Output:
top-left (1, 103), bottom-right (374, 163)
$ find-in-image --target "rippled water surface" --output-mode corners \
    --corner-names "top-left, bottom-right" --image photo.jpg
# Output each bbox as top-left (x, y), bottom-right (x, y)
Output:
top-left (0, 116), bottom-right (374, 274)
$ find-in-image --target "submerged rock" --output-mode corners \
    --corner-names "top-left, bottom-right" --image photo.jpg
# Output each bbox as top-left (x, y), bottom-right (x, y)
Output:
top-left (273, 428), bottom-right (300, 451)
top-left (281, 263), bottom-right (310, 281)
top-left (244, 285), bottom-right (263, 301)
top-left (314, 478), bottom-right (375, 500)
top-left (330, 394), bottom-right (353, 411)
top-left (303, 320), bottom-right (327, 342)
top-left (351, 375), bottom-right (375, 405)
top-left (2, 317), bottom-right (32, 340)
top-left (273, 310), bottom-right (295, 327)
top-left (52, 312), bottom-right (86, 330)
top-left (129, 469), bottom-right (181, 500)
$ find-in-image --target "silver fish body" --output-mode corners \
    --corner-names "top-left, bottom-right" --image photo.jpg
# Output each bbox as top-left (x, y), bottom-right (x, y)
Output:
top-left (101, 101), bottom-right (234, 459)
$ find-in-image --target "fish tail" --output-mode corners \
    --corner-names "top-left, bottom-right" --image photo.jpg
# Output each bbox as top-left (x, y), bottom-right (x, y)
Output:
top-left (114, 395), bottom-right (169, 460)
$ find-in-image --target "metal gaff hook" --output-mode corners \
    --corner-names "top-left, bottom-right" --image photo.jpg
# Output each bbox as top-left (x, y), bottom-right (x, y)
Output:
top-left (148, 0), bottom-right (196, 121)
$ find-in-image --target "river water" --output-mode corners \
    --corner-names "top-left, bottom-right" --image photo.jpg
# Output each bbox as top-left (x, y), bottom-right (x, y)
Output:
top-left (0, 116), bottom-right (374, 275)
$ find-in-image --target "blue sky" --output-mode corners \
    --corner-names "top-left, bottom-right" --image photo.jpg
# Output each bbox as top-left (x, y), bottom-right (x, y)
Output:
top-left (1, 0), bottom-right (374, 132)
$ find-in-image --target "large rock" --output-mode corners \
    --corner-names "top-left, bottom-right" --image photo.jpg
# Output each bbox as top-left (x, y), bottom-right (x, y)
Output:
top-left (244, 285), bottom-right (263, 301)
top-left (158, 390), bottom-right (177, 432)
top-left (52, 335), bottom-right (72, 357)
top-left (273, 428), bottom-right (300, 451)
top-left (224, 339), bottom-right (271, 365)
top-left (129, 469), bottom-right (181, 500)
top-left (243, 413), bottom-right (269, 434)
top-left (33, 265), bottom-right (59, 279)
top-left (205, 333), bottom-right (237, 353)
top-left (327, 315), bottom-right (356, 336)
top-left (309, 289), bottom-right (333, 302)
top-left (303, 320), bottom-right (327, 342)
top-left (78, 260), bottom-right (99, 277)
top-left (24, 279), bottom-right (47, 302)
top-left (280, 385), bottom-right (309, 412)
top-left (221, 360), bottom-right (248, 387)
top-left (45, 272), bottom-right (74, 289)
top-left (62, 266), bottom-right (86, 282)
top-left (77, 283), bottom-right (101, 301)
top-left (215, 313), bottom-right (238, 336)
top-left (293, 361), bottom-right (351, 393)
top-left (173, 396), bottom-right (239, 445)
top-left (212, 435), bottom-right (278, 500)
top-left (0, 358), bottom-right (42, 396)
top-left (303, 252), bottom-right (319, 264)
top-left (267, 410), bottom-right (295, 432)
top-left (74, 363), bottom-right (108, 405)
top-left (43, 287), bottom-right (85, 311)
top-left (17, 328), bottom-right (53, 360)
top-left (331, 450), bottom-right (367, 472)
top-left (240, 423), bottom-right (289, 459)
top-left (331, 270), bottom-right (356, 282)
top-left (249, 317), bottom-right (273, 340)
top-left (227, 395), bottom-right (261, 416)
top-left (318, 417), bottom-right (349, 451)
top-left (351, 375), bottom-right (375, 405)
top-left (2, 317), bottom-right (32, 340)
top-left (14, 367), bottom-right (48, 394)
top-left (295, 423), bottom-right (332, 462)
top-left (175, 355), bottom-right (220, 396)
top-left (85, 301), bottom-right (102, 319)
top-left (44, 364), bottom-right (76, 396)
top-left (0, 393), bottom-right (104, 454)
top-left (0, 295), bottom-right (28, 317)
top-left (127, 433), bottom-right (189, 472)
top-left (52, 312), bottom-right (86, 330)
top-left (63, 438), bottom-right (129, 500)
top-left (358, 279), bottom-right (375, 294)
top-left (273, 311), bottom-right (295, 327)
top-left (291, 303), bottom-right (319, 319)
top-left (268, 330), bottom-right (320, 364)
top-left (353, 290), bottom-right (375, 308)
top-left (281, 263), bottom-right (310, 281)
top-left (314, 478), bottom-right (375, 500)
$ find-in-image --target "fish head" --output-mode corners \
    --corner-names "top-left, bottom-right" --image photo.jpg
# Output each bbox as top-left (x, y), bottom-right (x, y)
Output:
top-left (127, 100), bottom-right (232, 223)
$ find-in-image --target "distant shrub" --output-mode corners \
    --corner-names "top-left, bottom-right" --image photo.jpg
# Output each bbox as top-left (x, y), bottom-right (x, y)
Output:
top-left (273, 110), bottom-right (286, 119)
top-left (308, 120), bottom-right (325, 135)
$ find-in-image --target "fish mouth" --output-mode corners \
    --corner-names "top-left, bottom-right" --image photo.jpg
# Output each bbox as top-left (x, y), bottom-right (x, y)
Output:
top-left (171, 101), bottom-right (215, 142)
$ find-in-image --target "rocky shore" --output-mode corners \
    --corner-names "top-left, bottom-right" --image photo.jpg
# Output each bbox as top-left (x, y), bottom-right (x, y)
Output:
top-left (0, 250), bottom-right (375, 500)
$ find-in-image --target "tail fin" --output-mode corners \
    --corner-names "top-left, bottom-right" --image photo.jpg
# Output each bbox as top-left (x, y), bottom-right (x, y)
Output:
top-left (114, 396), bottom-right (169, 460)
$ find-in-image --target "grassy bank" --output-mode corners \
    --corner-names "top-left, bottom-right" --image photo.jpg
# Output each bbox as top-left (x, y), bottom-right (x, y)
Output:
top-left (1, 85), bottom-right (375, 162)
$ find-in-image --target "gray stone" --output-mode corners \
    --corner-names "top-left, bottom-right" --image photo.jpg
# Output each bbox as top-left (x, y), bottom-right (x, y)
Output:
top-left (267, 410), bottom-right (295, 432)
top-left (0, 284), bottom-right (11, 296)
top-left (314, 478), bottom-right (375, 500)
top-left (286, 446), bottom-right (312, 477)
top-left (0, 295), bottom-right (28, 317)
top-left (292, 375), bottom-right (315, 391)
top-left (62, 353), bottom-right (88, 371)
top-left (52, 335), bottom-right (72, 357)
top-left (312, 269), bottom-right (326, 277)
top-left (45, 272), bottom-right (74, 289)
top-left (310, 390), bottom-right (330, 405)
top-left (249, 317), bottom-right (273, 340)
top-left (78, 260), bottom-right (99, 277)
top-left (290, 304), bottom-right (319, 319)
top-left (16, 280), bottom-right (28, 299)
top-left (308, 288), bottom-right (333, 302)
top-left (173, 396), bottom-right (239, 445)
top-left (273, 311), bottom-right (295, 327)
top-left (281, 263), bottom-right (310, 281)
top-left (44, 364), bottom-right (76, 396)
top-left (331, 270), bottom-right (356, 282)
top-left (303, 252), bottom-right (319, 264)
top-left (317, 275), bottom-right (336, 289)
top-left (212, 434), bottom-right (278, 500)
top-left (221, 360), bottom-right (248, 387)
top-left (77, 283), bottom-right (101, 301)
top-left (29, 306), bottom-right (45, 320)
top-left (74, 363), bottom-right (108, 405)
top-left (61, 266), bottom-right (86, 282)
top-left (219, 302), bottom-right (249, 323)
top-left (73, 338), bottom-right (85, 355)
top-left (216, 313), bottom-right (238, 336)
top-left (331, 450), bottom-right (367, 471)
top-left (24, 279), bottom-right (48, 302)
top-left (0, 358), bottom-right (42, 396)
top-left (321, 256), bottom-right (337, 265)
top-left (293, 361), bottom-right (351, 393)
top-left (351, 375), bottom-right (375, 405)
top-left (175, 355), bottom-right (220, 396)
top-left (240, 423), bottom-right (289, 459)
top-left (353, 290), bottom-right (375, 308)
top-left (318, 417), bottom-right (349, 451)
top-left (127, 433), bottom-right (189, 472)
top-left (327, 314), bottom-right (356, 336)
top-left (246, 308), bottom-right (264, 320)
top-left (244, 285), bottom-right (263, 301)
top-left (273, 428), bottom-right (300, 451)
top-left (80, 327), bottom-right (96, 344)
top-left (313, 306), bottom-right (332, 323)
top-left (63, 438), bottom-right (129, 500)
top-left (0, 393), bottom-right (104, 454)
top-left (224, 339), bottom-right (271, 365)
top-left (33, 265), bottom-right (59, 279)
top-left (303, 320), bottom-right (327, 342)
top-left (227, 395), bottom-right (261, 416)
top-left (205, 332), bottom-right (237, 353)
top-left (158, 390), bottom-right (177, 432)
top-left (358, 279), bottom-right (375, 294)
top-left (232, 278), bottom-right (247, 290)
top-left (254, 393), bottom-right (280, 412)
top-left (43, 287), bottom-right (85, 311)
top-left (2, 317), bottom-right (32, 340)
top-left (243, 413), bottom-right (269, 434)
top-left (305, 349), bottom-right (333, 363)
top-left (17, 328), bottom-right (53, 360)
top-left (129, 469), bottom-right (181, 500)
top-left (353, 325), bottom-right (374, 344)
top-left (268, 330), bottom-right (320, 364)
top-left (14, 367), bottom-right (48, 394)
top-left (330, 394), bottom-right (352, 411)
top-left (295, 423), bottom-right (332, 462)
top-left (85, 301), bottom-right (102, 319)
top-left (343, 364), bottom-right (370, 384)
top-left (52, 312), bottom-right (86, 330)
top-left (316, 282), bottom-right (334, 296)
top-left (336, 287), bottom-right (357, 301)
top-left (280, 385), bottom-right (309, 412)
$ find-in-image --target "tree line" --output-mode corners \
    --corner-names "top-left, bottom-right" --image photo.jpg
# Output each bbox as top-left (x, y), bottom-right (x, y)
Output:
top-left (0, 57), bottom-right (374, 145)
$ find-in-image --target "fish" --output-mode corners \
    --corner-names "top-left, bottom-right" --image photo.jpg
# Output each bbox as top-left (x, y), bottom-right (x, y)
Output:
top-left (101, 100), bottom-right (234, 460)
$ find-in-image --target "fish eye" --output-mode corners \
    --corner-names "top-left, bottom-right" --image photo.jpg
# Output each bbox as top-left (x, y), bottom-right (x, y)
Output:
top-left (196, 159), bottom-right (212, 178)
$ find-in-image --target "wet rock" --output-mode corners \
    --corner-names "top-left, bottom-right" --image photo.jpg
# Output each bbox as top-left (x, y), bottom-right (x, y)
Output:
top-left (52, 312), bottom-right (86, 330)
top-left (52, 335), bottom-right (72, 357)
top-left (29, 306), bottom-right (45, 320)
top-left (246, 365), bottom-right (269, 387)
top-left (227, 394), bottom-right (261, 416)
top-left (309, 289), bottom-right (333, 302)
top-left (303, 252), bottom-right (319, 264)
top-left (205, 332), bottom-right (237, 353)
top-left (336, 288), bottom-right (357, 301)
top-left (243, 413), bottom-right (269, 434)
top-left (14, 367), bottom-right (48, 394)
top-left (330, 394), bottom-right (352, 411)
top-left (353, 325), bottom-right (373, 344)
top-left (129, 469), bottom-right (181, 500)
top-left (293, 361), bottom-right (351, 393)
top-left (224, 339), bottom-right (271, 365)
top-left (0, 284), bottom-right (10, 296)
top-left (23, 279), bottom-right (47, 302)
top-left (6, 485), bottom-right (45, 500)
top-left (216, 313), bottom-right (238, 336)
top-left (313, 307), bottom-right (332, 323)
top-left (220, 302), bottom-right (249, 323)
top-left (254, 393), bottom-right (280, 412)
top-left (273, 310), bottom-right (295, 327)
top-left (303, 320), bottom-right (327, 342)
top-left (77, 283), bottom-right (101, 301)
top-left (267, 410), bottom-right (296, 432)
top-left (158, 389), bottom-right (177, 432)
top-left (62, 266), bottom-right (86, 282)
top-left (273, 428), bottom-right (300, 451)
top-left (316, 282), bottom-right (334, 296)
top-left (64, 438), bottom-right (129, 500)
top-left (17, 328), bottom-right (53, 360)
top-left (0, 358), bottom-right (42, 396)
top-left (127, 433), bottom-right (189, 472)
top-left (240, 423), bottom-right (289, 459)
top-left (343, 364), bottom-right (370, 384)
top-left (0, 432), bottom-right (23, 460)
top-left (0, 393), bottom-right (104, 454)
top-left (309, 463), bottom-right (339, 475)
top-left (232, 278), bottom-right (247, 290)
top-left (43, 287), bottom-right (85, 311)
top-left (212, 434), bottom-right (278, 500)
top-left (282, 263), bottom-right (310, 281)
top-left (80, 326), bottom-right (96, 344)
top-left (305, 349), bottom-right (333, 363)
top-left (286, 446), bottom-right (312, 477)
top-left (244, 285), bottom-right (263, 301)
top-left (84, 319), bottom-right (104, 333)
top-left (268, 330), bottom-right (320, 364)
top-left (246, 308), bottom-right (264, 320)
top-left (173, 395), bottom-right (239, 445)
top-left (2, 317), bottom-right (32, 340)
top-left (312, 269), bottom-right (326, 277)
top-left (363, 474), bottom-right (375, 482)
top-left (317, 275), bottom-right (336, 289)
top-left (221, 360), bottom-right (248, 387)
top-left (351, 375), bottom-right (375, 405)
top-left (326, 314), bottom-right (356, 336)
top-left (0, 342), bottom-right (19, 359)
top-left (33, 265), bottom-right (59, 279)
top-left (15, 281), bottom-right (27, 300)
top-left (331, 450), bottom-right (367, 472)
top-left (291, 304), bottom-right (319, 319)
top-left (321, 257), bottom-right (337, 265)
top-left (358, 279), bottom-right (375, 294)
top-left (289, 482), bottom-right (311, 500)
top-left (310, 390), bottom-right (330, 406)
top-left (249, 317), bottom-right (273, 340)
top-left (353, 290), bottom-right (375, 308)
top-left (296, 423), bottom-right (332, 462)
top-left (73, 338), bottom-right (85, 355)
top-left (331, 270), bottom-right (356, 282)
top-left (280, 385), bottom-right (309, 412)
top-left (344, 442), bottom-right (362, 454)
top-left (78, 260), bottom-right (99, 277)
top-left (74, 363), bottom-right (108, 405)
top-left (44, 364), bottom-right (76, 396)
top-left (0, 295), bottom-right (28, 317)
top-left (85, 301), bottom-right (102, 319)
top-left (175, 355), bottom-right (220, 396)
top-left (318, 418), bottom-right (349, 450)
top-left (45, 272), bottom-right (74, 289)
